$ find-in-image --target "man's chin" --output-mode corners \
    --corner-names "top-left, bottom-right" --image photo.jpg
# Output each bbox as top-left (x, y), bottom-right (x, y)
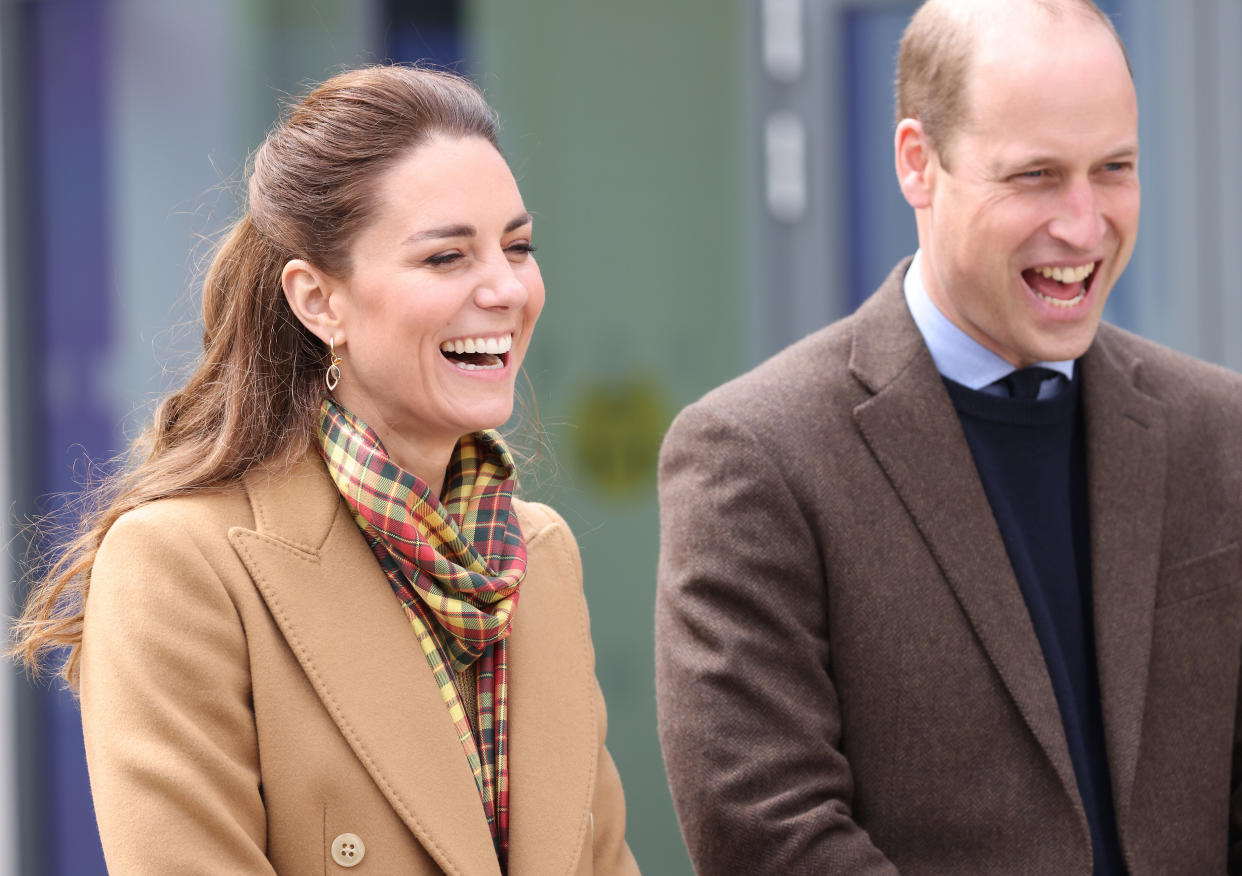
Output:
top-left (1023, 325), bottom-right (1103, 365)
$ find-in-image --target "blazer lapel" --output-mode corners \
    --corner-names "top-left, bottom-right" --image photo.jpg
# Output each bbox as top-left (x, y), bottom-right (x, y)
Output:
top-left (1080, 330), bottom-right (1167, 829)
top-left (849, 266), bottom-right (1082, 816)
top-left (229, 458), bottom-right (501, 876)
top-left (504, 503), bottom-right (599, 876)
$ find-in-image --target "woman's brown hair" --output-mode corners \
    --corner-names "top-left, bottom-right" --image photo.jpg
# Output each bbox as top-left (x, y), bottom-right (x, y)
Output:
top-left (10, 65), bottom-right (501, 688)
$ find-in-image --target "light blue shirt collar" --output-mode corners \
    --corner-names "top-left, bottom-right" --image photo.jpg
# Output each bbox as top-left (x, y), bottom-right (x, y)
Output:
top-left (902, 250), bottom-right (1075, 390)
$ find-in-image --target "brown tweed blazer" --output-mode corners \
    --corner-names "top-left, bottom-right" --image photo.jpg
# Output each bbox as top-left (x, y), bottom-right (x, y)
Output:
top-left (81, 453), bottom-right (639, 875)
top-left (656, 259), bottom-right (1242, 875)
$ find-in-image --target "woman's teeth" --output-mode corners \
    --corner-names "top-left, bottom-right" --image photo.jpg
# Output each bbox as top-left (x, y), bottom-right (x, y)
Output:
top-left (439, 334), bottom-right (514, 356)
top-left (439, 333), bottom-right (513, 370)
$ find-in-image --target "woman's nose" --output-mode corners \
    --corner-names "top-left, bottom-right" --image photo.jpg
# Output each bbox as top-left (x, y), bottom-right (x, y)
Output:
top-left (474, 256), bottom-right (530, 309)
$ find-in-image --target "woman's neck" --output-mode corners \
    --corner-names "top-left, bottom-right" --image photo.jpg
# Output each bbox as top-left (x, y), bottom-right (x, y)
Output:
top-left (381, 431), bottom-right (455, 498)
top-left (331, 398), bottom-right (457, 498)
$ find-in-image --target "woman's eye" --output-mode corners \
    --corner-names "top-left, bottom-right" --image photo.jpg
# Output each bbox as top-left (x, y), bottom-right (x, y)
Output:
top-left (424, 251), bottom-right (464, 267)
top-left (506, 242), bottom-right (537, 258)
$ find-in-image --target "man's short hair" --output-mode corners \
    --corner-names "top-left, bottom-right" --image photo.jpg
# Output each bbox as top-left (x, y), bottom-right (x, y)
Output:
top-left (895, 0), bottom-right (1131, 167)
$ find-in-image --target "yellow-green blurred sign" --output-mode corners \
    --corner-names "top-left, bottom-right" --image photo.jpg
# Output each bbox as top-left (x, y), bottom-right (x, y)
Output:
top-left (570, 376), bottom-right (670, 498)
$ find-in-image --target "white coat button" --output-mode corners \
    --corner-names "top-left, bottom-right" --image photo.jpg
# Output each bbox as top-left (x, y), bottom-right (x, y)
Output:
top-left (331, 832), bottom-right (365, 868)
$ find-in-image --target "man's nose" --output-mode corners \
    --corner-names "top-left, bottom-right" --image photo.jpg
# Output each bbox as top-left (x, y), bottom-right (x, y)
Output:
top-left (1048, 178), bottom-right (1106, 251)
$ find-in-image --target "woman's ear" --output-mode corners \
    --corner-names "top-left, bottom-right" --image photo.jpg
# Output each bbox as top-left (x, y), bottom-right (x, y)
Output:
top-left (894, 118), bottom-right (937, 210)
top-left (282, 259), bottom-right (345, 345)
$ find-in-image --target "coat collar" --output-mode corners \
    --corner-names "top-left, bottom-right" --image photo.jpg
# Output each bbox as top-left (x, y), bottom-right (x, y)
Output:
top-left (503, 501), bottom-right (602, 876)
top-left (226, 454), bottom-right (602, 875)
top-left (1079, 325), bottom-right (1167, 830)
top-left (229, 453), bottom-right (503, 876)
top-left (849, 261), bottom-right (1166, 838)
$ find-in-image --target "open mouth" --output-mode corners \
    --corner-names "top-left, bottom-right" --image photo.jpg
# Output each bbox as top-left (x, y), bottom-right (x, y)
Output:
top-left (439, 333), bottom-right (512, 371)
top-left (1021, 261), bottom-right (1099, 309)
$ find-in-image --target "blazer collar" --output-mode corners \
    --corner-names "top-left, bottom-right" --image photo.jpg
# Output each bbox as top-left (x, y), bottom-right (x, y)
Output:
top-left (849, 267), bottom-right (1087, 832)
top-left (230, 454), bottom-right (503, 876)
top-left (850, 262), bottom-right (1168, 837)
top-left (1079, 326), bottom-right (1167, 830)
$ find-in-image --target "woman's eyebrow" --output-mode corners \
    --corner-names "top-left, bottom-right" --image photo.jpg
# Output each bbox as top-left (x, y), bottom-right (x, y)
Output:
top-left (505, 212), bottom-right (533, 232)
top-left (406, 223), bottom-right (474, 244)
top-left (404, 212), bottom-right (531, 245)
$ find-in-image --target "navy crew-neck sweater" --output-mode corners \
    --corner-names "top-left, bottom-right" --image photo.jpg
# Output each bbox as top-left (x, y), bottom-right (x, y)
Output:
top-left (943, 375), bottom-right (1124, 875)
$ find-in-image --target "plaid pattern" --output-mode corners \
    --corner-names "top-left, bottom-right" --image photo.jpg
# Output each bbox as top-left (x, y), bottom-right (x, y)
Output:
top-left (318, 399), bottom-right (525, 862)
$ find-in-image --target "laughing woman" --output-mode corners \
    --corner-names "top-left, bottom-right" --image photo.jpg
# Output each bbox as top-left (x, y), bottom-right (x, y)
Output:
top-left (11, 66), bottom-right (639, 876)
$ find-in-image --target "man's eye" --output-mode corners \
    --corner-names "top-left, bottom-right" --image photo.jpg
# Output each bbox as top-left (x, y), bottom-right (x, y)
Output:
top-left (1017, 169), bottom-right (1046, 179)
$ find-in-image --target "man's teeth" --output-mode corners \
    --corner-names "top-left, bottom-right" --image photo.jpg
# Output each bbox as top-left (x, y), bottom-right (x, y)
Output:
top-left (1039, 290), bottom-right (1087, 308)
top-left (1035, 263), bottom-right (1095, 284)
top-left (439, 334), bottom-right (514, 356)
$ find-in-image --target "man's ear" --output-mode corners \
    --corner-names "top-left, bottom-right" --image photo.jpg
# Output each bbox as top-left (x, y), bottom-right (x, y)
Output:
top-left (895, 118), bottom-right (937, 210)
top-left (282, 259), bottom-right (345, 346)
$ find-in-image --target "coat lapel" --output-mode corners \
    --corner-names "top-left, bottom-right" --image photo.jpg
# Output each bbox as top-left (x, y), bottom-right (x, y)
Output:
top-left (229, 457), bottom-right (501, 876)
top-left (504, 501), bottom-right (599, 876)
top-left (849, 264), bottom-right (1083, 818)
top-left (1080, 329), bottom-right (1166, 829)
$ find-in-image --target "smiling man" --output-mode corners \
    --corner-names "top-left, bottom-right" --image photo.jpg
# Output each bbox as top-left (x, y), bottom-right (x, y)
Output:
top-left (656, 1), bottom-right (1242, 873)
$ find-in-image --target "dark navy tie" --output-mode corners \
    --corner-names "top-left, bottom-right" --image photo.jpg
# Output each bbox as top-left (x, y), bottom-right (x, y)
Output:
top-left (1003, 366), bottom-right (1061, 400)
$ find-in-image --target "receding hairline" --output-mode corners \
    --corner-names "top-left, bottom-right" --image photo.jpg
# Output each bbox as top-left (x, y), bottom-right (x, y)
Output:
top-left (896, 0), bottom-right (1133, 162)
top-left (913, 0), bottom-right (1128, 46)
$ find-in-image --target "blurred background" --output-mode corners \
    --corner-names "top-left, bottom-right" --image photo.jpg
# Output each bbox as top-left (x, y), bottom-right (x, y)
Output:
top-left (1, 0), bottom-right (1239, 872)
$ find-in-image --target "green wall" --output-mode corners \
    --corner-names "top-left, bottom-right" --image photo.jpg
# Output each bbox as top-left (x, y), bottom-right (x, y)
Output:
top-left (469, 3), bottom-right (747, 871)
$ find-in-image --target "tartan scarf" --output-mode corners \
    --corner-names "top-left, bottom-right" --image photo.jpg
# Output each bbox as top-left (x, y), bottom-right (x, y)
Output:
top-left (318, 398), bottom-right (526, 863)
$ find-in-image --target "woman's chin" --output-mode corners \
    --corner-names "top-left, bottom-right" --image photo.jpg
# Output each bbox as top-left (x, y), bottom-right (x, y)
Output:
top-left (443, 397), bottom-right (518, 439)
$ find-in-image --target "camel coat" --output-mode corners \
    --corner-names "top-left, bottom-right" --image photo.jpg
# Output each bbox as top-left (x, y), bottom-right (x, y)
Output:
top-left (81, 453), bottom-right (638, 875)
top-left (657, 260), bottom-right (1242, 874)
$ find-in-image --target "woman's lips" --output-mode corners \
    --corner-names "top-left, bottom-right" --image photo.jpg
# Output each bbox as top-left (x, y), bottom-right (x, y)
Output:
top-left (438, 332), bottom-right (513, 370)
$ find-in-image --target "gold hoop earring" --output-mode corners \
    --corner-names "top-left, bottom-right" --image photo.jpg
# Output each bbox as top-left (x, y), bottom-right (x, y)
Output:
top-left (325, 337), bottom-right (342, 391)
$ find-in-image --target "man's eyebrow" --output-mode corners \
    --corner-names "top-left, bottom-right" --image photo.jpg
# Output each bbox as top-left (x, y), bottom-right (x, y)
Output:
top-left (404, 212), bottom-right (533, 245)
top-left (995, 144), bottom-right (1140, 175)
top-left (1099, 144), bottom-right (1140, 163)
